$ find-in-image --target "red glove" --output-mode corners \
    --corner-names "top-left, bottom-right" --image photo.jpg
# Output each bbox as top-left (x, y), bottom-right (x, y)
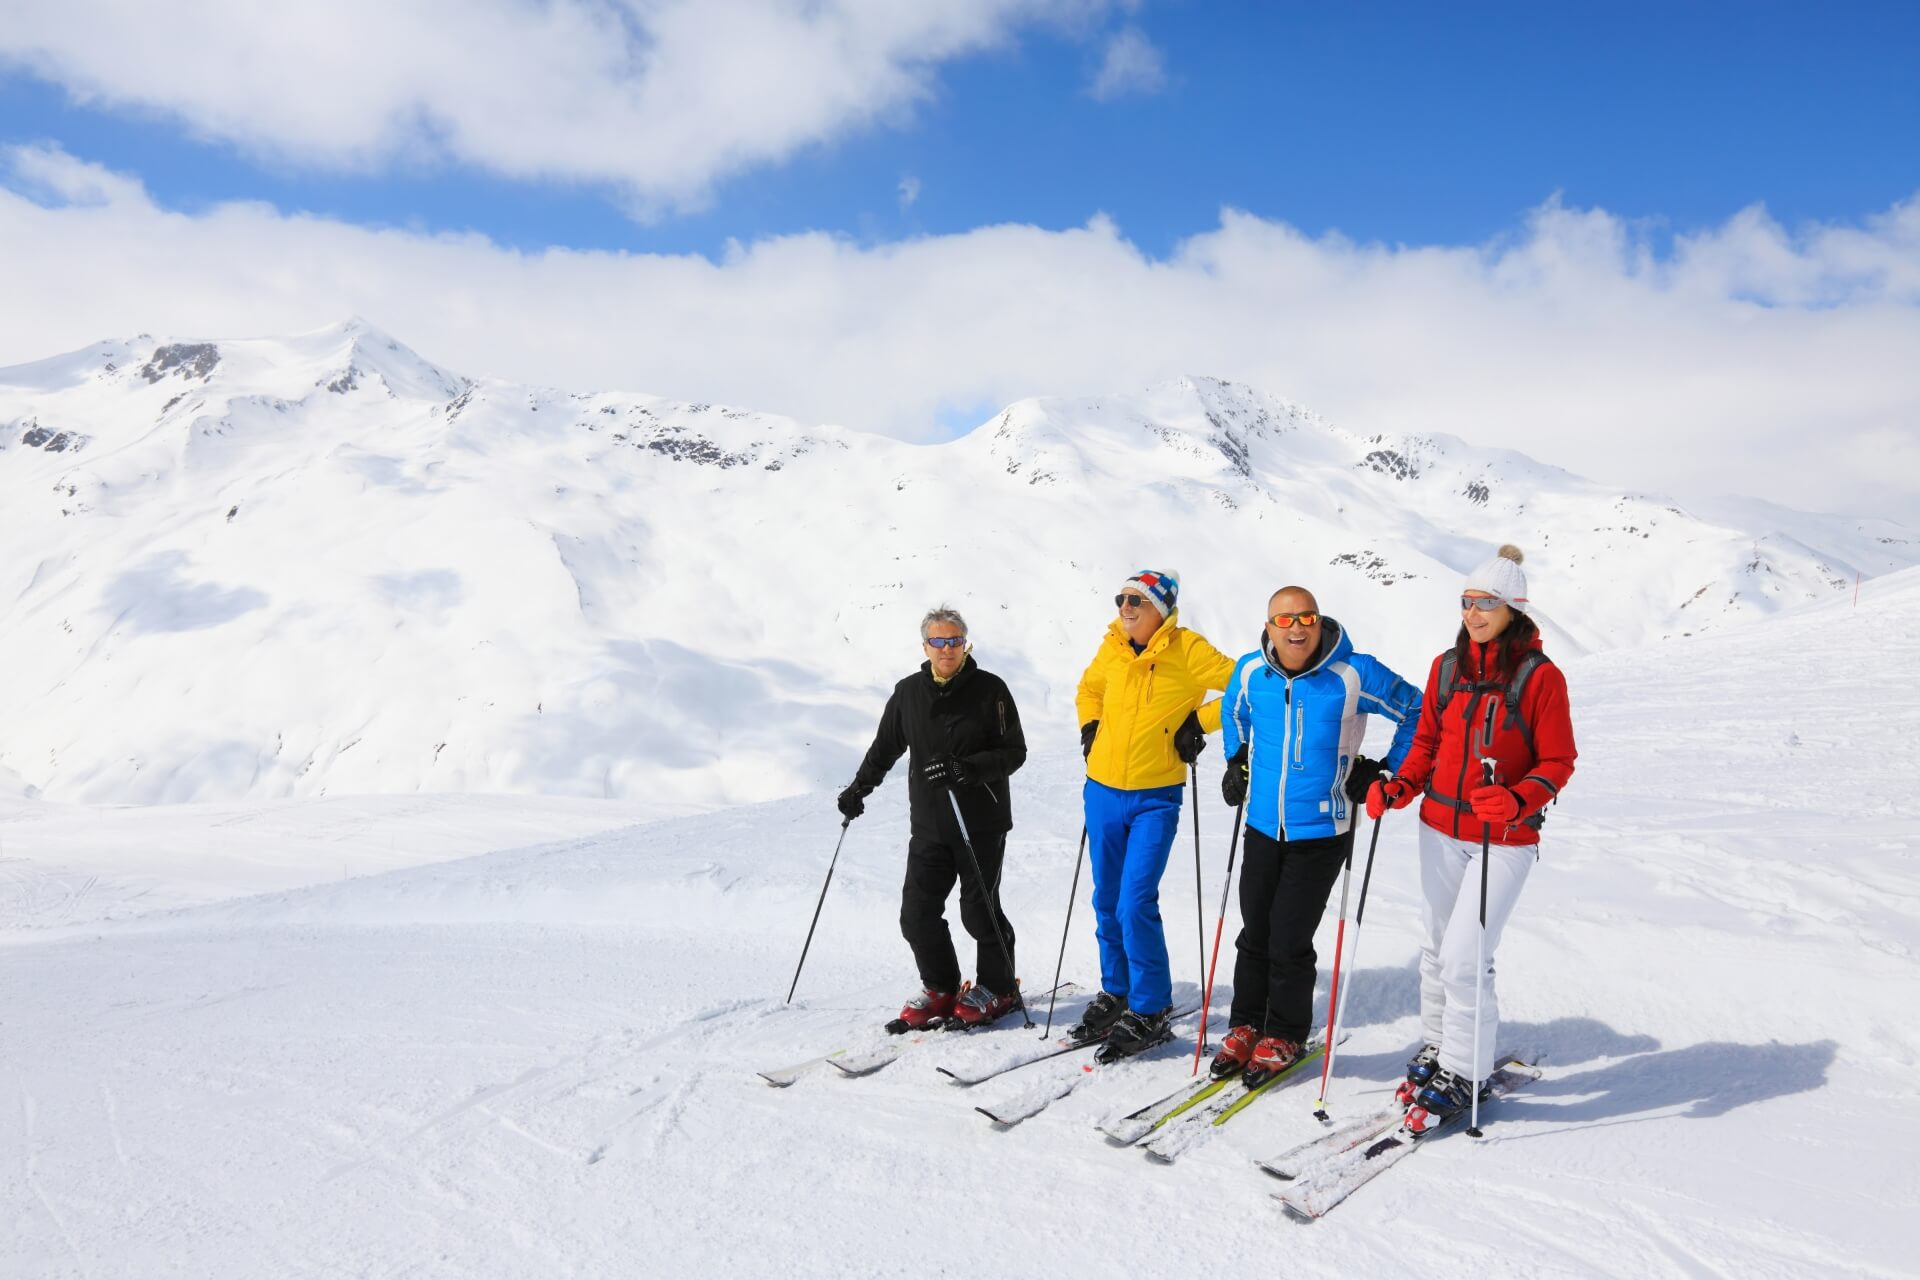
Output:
top-left (1469, 785), bottom-right (1521, 824)
top-left (1365, 777), bottom-right (1417, 820)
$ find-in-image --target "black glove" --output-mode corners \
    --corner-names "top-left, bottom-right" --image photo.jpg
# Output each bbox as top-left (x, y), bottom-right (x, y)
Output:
top-left (836, 785), bottom-right (866, 820)
top-left (1173, 709), bottom-right (1208, 764)
top-left (1220, 745), bottom-right (1249, 808)
top-left (921, 755), bottom-right (973, 790)
top-left (1080, 720), bottom-right (1099, 759)
top-left (1344, 755), bottom-right (1386, 806)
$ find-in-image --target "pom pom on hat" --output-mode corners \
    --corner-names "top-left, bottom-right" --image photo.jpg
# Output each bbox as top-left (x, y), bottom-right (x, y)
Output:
top-left (1464, 544), bottom-right (1530, 612)
top-left (1120, 569), bottom-right (1180, 618)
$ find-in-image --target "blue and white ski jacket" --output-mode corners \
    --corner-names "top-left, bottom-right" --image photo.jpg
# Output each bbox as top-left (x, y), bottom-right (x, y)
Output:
top-left (1221, 618), bottom-right (1422, 841)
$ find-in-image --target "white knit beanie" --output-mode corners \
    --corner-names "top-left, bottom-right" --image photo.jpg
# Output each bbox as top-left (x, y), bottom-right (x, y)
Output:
top-left (1463, 544), bottom-right (1530, 613)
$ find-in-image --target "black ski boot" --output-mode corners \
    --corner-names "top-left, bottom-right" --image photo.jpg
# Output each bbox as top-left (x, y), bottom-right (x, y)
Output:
top-left (1067, 990), bottom-right (1128, 1044)
top-left (1094, 1008), bottom-right (1173, 1064)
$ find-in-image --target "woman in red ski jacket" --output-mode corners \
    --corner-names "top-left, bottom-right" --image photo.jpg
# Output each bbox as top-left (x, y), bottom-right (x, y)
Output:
top-left (1365, 544), bottom-right (1576, 1128)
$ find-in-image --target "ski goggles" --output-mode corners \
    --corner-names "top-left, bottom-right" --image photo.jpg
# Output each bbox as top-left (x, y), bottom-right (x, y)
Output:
top-left (1115, 593), bottom-right (1150, 609)
top-left (1268, 611), bottom-right (1320, 628)
top-left (1460, 595), bottom-right (1506, 613)
top-left (924, 635), bottom-right (968, 650)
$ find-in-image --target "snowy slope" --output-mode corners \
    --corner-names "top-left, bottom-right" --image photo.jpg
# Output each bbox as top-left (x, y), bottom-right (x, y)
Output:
top-left (4, 570), bottom-right (1916, 1276)
top-left (3, 320), bottom-right (1914, 807)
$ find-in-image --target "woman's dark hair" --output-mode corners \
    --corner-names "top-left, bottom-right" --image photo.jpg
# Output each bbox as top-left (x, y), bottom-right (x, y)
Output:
top-left (1453, 609), bottom-right (1540, 677)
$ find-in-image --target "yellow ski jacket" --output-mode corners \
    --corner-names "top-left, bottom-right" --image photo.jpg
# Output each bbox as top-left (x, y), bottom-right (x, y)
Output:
top-left (1075, 609), bottom-right (1235, 792)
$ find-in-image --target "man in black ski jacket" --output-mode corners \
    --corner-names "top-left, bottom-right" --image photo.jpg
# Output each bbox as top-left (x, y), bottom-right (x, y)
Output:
top-left (838, 605), bottom-right (1028, 1029)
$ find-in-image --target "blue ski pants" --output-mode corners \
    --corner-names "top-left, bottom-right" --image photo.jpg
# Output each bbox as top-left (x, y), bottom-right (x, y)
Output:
top-left (1084, 778), bottom-right (1184, 1016)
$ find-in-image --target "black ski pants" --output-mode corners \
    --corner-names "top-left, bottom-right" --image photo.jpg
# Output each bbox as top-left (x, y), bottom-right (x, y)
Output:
top-left (1228, 826), bottom-right (1354, 1041)
top-left (901, 830), bottom-right (1016, 996)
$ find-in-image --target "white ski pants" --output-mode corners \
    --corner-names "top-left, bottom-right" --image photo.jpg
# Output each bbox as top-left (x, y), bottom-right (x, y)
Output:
top-left (1418, 822), bottom-right (1536, 1080)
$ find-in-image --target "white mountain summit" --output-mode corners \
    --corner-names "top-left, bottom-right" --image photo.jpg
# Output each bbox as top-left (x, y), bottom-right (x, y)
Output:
top-left (2, 320), bottom-right (1913, 805)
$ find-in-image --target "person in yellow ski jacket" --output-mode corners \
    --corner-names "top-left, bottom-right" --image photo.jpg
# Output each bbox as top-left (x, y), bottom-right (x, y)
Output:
top-left (1068, 569), bottom-right (1234, 1060)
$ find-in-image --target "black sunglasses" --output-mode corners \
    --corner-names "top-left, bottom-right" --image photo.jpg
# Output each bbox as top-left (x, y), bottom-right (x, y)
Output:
top-left (1115, 593), bottom-right (1151, 609)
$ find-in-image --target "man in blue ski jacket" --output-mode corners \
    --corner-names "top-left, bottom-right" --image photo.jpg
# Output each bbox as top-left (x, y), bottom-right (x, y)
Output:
top-left (1210, 585), bottom-right (1422, 1087)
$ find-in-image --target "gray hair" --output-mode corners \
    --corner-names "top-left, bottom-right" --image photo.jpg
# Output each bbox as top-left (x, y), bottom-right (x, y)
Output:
top-left (919, 605), bottom-right (968, 640)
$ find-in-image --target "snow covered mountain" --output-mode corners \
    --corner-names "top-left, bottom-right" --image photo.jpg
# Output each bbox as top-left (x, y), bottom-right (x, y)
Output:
top-left (3, 319), bottom-right (1913, 805)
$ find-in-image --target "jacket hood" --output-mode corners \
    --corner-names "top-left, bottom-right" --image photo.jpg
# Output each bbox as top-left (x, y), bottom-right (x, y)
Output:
top-left (1258, 616), bottom-right (1351, 678)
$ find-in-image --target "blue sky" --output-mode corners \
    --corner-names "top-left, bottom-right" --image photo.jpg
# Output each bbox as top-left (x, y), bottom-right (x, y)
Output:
top-left (2, 2), bottom-right (1917, 521)
top-left (4, 3), bottom-right (1915, 258)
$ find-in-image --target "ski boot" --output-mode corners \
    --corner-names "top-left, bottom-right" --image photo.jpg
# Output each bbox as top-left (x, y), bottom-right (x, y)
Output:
top-left (1395, 1044), bottom-right (1441, 1107)
top-left (886, 988), bottom-right (955, 1035)
top-left (1208, 1024), bottom-right (1259, 1081)
top-left (1094, 1008), bottom-right (1174, 1064)
top-left (1067, 990), bottom-right (1128, 1044)
top-left (1241, 1035), bottom-right (1305, 1090)
top-left (1403, 1068), bottom-right (1493, 1135)
top-left (950, 983), bottom-right (1022, 1029)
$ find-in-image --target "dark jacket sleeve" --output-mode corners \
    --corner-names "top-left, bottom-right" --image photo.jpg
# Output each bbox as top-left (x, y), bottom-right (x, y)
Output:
top-left (851, 684), bottom-right (908, 794)
top-left (963, 676), bottom-right (1027, 786)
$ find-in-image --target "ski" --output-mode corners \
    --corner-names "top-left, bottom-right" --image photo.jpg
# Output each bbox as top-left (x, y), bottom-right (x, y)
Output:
top-left (936, 1030), bottom-right (1102, 1086)
top-left (1096, 1074), bottom-right (1232, 1146)
top-left (777, 982), bottom-right (1073, 1081)
top-left (1273, 1064), bottom-right (1539, 1221)
top-left (1255, 1105), bottom-right (1406, 1178)
top-left (757, 1049), bottom-right (850, 1088)
top-left (975, 1004), bottom-right (1200, 1127)
top-left (1258, 1049), bottom-right (1523, 1180)
top-left (1139, 1038), bottom-right (1328, 1164)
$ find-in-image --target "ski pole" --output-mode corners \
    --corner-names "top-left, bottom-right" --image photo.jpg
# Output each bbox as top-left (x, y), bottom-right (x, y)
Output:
top-left (1190, 761), bottom-right (1206, 1053)
top-left (1468, 757), bottom-right (1495, 1138)
top-left (786, 817), bottom-right (852, 1003)
top-left (1310, 835), bottom-right (1357, 1121)
top-left (947, 790), bottom-right (1034, 1029)
top-left (1318, 806), bottom-right (1386, 1117)
top-left (1190, 797), bottom-right (1247, 1076)
top-left (1042, 826), bottom-right (1089, 1039)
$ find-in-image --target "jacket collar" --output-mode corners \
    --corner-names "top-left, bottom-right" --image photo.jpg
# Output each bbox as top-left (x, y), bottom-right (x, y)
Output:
top-left (1258, 616), bottom-right (1350, 679)
top-left (1106, 607), bottom-right (1179, 658)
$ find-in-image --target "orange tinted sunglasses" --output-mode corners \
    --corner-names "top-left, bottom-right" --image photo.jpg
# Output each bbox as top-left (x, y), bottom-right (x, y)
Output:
top-left (1268, 611), bottom-right (1320, 628)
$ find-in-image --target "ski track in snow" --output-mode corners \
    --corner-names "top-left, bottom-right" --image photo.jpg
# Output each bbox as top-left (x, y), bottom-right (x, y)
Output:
top-left (3, 575), bottom-right (1920, 1275)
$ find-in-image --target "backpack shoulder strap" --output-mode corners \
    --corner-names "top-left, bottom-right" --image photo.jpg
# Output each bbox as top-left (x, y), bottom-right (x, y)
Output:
top-left (1435, 651), bottom-right (1459, 715)
top-left (1501, 651), bottom-right (1552, 751)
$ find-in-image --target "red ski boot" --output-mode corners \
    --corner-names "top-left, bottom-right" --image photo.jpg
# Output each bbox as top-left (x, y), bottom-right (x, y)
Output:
top-left (950, 983), bottom-right (1022, 1028)
top-left (1208, 1024), bottom-right (1259, 1081)
top-left (886, 988), bottom-right (956, 1034)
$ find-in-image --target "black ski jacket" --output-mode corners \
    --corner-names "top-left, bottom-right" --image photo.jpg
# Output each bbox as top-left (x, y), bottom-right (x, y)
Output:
top-left (849, 655), bottom-right (1027, 841)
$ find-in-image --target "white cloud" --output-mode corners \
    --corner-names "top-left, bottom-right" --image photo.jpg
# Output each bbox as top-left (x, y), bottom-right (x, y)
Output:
top-left (3, 145), bottom-right (1917, 524)
top-left (0, 0), bottom-right (1096, 217)
top-left (1088, 26), bottom-right (1167, 101)
top-left (898, 173), bottom-right (922, 211)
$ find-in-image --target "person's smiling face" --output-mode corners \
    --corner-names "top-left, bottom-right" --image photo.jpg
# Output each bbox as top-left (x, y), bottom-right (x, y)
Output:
top-left (1461, 590), bottom-right (1513, 646)
top-left (1117, 591), bottom-right (1161, 645)
top-left (1266, 587), bottom-right (1321, 673)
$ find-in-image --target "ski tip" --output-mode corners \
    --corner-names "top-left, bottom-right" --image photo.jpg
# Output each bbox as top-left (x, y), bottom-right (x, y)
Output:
top-left (975, 1107), bottom-right (1012, 1127)
top-left (1275, 1198), bottom-right (1320, 1224)
top-left (757, 1075), bottom-right (795, 1088)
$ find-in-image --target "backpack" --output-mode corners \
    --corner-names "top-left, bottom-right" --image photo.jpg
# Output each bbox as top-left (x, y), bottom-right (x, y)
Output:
top-left (1434, 648), bottom-right (1552, 755)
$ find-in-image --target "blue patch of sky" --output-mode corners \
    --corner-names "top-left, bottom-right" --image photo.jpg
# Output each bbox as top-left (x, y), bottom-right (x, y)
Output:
top-left (2, 1), bottom-right (1914, 259)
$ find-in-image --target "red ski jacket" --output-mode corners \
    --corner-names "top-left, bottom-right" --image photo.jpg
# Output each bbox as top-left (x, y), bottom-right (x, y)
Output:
top-left (1393, 636), bottom-right (1577, 847)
